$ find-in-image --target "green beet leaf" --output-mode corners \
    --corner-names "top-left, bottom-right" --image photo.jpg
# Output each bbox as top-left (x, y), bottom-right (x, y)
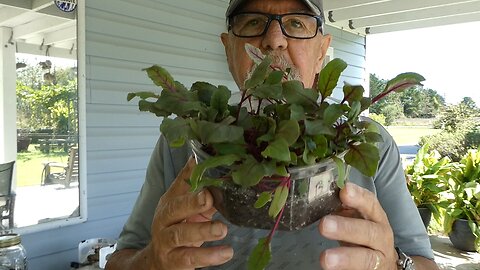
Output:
top-left (192, 81), bottom-right (217, 105)
top-left (282, 81), bottom-right (319, 109)
top-left (364, 132), bottom-right (384, 143)
top-left (342, 84), bottom-right (365, 104)
top-left (266, 70), bottom-right (284, 85)
top-left (261, 138), bottom-right (291, 162)
top-left (268, 184), bottom-right (289, 218)
top-left (247, 237), bottom-right (272, 270)
top-left (254, 192), bottom-right (272, 208)
top-left (211, 85), bottom-right (231, 120)
top-left (251, 83), bottom-right (283, 100)
top-left (311, 134), bottom-right (328, 158)
top-left (276, 120), bottom-right (300, 145)
top-left (245, 56), bottom-right (273, 89)
top-left (155, 89), bottom-right (204, 117)
top-left (385, 72), bottom-right (425, 93)
top-left (345, 143), bottom-right (380, 177)
top-left (143, 65), bottom-right (176, 92)
top-left (317, 58), bottom-right (347, 100)
top-left (138, 100), bottom-right (170, 117)
top-left (189, 154), bottom-right (240, 192)
top-left (332, 156), bottom-right (346, 189)
top-left (195, 120), bottom-right (244, 144)
top-left (304, 120), bottom-right (336, 137)
top-left (232, 157), bottom-right (267, 187)
top-left (323, 103), bottom-right (344, 126)
top-left (289, 104), bottom-right (305, 121)
top-left (347, 101), bottom-right (361, 121)
top-left (160, 117), bottom-right (190, 148)
top-left (212, 142), bottom-right (247, 156)
top-left (188, 177), bottom-right (224, 190)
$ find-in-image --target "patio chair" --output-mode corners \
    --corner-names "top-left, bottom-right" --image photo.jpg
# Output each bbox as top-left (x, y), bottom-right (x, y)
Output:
top-left (0, 160), bottom-right (16, 229)
top-left (41, 147), bottom-right (79, 188)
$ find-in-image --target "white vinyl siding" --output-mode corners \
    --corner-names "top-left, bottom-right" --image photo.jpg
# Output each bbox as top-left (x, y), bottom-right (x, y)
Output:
top-left (20, 1), bottom-right (365, 269)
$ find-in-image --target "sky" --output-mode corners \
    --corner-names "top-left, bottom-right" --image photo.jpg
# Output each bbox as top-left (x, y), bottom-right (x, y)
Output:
top-left (366, 21), bottom-right (480, 106)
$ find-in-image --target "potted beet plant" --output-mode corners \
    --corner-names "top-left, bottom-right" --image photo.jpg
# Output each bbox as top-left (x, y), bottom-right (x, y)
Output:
top-left (128, 44), bottom-right (424, 270)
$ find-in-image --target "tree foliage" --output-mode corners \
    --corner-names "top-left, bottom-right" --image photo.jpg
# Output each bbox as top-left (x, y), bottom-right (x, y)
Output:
top-left (16, 62), bottom-right (78, 135)
top-left (369, 73), bottom-right (446, 124)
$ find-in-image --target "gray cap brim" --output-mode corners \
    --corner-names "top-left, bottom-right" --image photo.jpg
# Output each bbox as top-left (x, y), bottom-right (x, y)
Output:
top-left (226, 0), bottom-right (323, 18)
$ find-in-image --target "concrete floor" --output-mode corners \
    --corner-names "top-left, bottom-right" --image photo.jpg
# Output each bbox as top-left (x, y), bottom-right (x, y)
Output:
top-left (431, 235), bottom-right (480, 269)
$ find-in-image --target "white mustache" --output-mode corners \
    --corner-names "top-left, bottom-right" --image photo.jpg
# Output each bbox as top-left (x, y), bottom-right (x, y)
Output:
top-left (244, 54), bottom-right (301, 87)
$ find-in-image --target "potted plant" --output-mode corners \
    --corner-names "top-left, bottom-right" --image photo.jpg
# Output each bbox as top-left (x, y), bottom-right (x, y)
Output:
top-left (405, 143), bottom-right (455, 229)
top-left (128, 44), bottom-right (424, 269)
top-left (444, 148), bottom-right (480, 253)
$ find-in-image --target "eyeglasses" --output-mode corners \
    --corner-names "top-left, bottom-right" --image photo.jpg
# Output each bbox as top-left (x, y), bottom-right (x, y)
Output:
top-left (228, 12), bottom-right (324, 39)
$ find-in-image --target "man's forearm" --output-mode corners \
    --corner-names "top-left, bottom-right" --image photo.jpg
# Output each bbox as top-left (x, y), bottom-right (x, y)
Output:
top-left (411, 256), bottom-right (440, 270)
top-left (105, 246), bottom-right (154, 270)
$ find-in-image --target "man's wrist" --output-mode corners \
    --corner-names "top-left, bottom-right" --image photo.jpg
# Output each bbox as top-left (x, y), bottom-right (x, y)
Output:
top-left (395, 247), bottom-right (415, 270)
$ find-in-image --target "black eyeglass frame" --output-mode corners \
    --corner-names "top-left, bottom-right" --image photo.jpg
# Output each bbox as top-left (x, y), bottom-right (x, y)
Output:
top-left (228, 12), bottom-right (324, 39)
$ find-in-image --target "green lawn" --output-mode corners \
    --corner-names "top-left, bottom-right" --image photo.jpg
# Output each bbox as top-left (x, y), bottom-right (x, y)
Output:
top-left (16, 145), bottom-right (68, 187)
top-left (385, 126), bottom-right (441, 146)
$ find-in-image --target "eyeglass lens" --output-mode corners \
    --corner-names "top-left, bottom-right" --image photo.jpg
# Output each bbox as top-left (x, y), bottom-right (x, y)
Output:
top-left (231, 13), bottom-right (319, 38)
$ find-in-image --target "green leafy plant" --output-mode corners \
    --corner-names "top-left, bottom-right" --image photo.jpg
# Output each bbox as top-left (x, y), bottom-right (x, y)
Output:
top-left (444, 148), bottom-right (480, 252)
top-left (128, 44), bottom-right (424, 270)
top-left (405, 144), bottom-right (457, 222)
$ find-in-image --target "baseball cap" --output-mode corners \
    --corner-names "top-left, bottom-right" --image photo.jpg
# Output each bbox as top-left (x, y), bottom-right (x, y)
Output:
top-left (226, 0), bottom-right (324, 19)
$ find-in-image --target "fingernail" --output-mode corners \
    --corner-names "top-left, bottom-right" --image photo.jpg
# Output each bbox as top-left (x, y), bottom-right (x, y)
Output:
top-left (347, 183), bottom-right (356, 198)
top-left (323, 217), bottom-right (337, 234)
top-left (211, 222), bottom-right (225, 237)
top-left (325, 251), bottom-right (340, 268)
top-left (197, 190), bottom-right (206, 206)
top-left (220, 247), bottom-right (234, 260)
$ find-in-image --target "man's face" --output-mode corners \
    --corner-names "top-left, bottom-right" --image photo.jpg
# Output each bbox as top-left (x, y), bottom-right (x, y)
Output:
top-left (221, 0), bottom-right (331, 89)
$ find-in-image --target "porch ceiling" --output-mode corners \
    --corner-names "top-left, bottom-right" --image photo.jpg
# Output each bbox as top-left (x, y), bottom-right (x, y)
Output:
top-left (1, 0), bottom-right (480, 57)
top-left (0, 0), bottom-right (76, 59)
top-left (325, 0), bottom-right (480, 35)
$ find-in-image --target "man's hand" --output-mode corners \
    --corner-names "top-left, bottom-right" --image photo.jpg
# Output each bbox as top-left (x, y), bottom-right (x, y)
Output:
top-left (318, 182), bottom-right (398, 270)
top-left (146, 157), bottom-right (234, 269)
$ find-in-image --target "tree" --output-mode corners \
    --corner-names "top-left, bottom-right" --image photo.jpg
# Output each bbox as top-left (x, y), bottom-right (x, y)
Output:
top-left (16, 60), bottom-right (78, 135)
top-left (369, 73), bottom-right (404, 125)
top-left (401, 87), bottom-right (445, 118)
top-left (460, 97), bottom-right (478, 115)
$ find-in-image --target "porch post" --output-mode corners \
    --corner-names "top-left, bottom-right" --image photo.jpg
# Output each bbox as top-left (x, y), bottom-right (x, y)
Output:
top-left (0, 27), bottom-right (17, 164)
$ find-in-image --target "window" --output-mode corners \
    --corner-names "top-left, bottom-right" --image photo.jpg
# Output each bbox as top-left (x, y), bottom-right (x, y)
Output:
top-left (0, 1), bottom-right (86, 233)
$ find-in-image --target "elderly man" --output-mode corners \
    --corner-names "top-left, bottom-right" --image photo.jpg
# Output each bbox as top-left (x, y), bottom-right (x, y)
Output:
top-left (106, 0), bottom-right (439, 269)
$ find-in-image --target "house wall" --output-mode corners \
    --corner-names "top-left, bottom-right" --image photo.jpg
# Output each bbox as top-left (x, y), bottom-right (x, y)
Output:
top-left (20, 0), bottom-right (366, 269)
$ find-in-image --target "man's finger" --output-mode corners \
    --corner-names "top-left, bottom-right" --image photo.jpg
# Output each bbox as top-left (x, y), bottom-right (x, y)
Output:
top-left (319, 215), bottom-right (388, 251)
top-left (158, 189), bottom-right (214, 226)
top-left (161, 221), bottom-right (228, 249)
top-left (168, 245), bottom-right (234, 269)
top-left (187, 207), bottom-right (217, 223)
top-left (320, 247), bottom-right (385, 270)
top-left (339, 182), bottom-right (388, 224)
top-left (166, 157), bottom-right (197, 198)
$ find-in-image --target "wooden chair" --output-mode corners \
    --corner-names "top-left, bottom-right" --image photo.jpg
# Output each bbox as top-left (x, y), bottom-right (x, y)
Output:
top-left (41, 147), bottom-right (79, 188)
top-left (0, 161), bottom-right (15, 229)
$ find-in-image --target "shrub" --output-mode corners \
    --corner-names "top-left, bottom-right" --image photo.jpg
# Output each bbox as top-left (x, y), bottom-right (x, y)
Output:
top-left (368, 113), bottom-right (386, 126)
top-left (465, 126), bottom-right (480, 150)
top-left (420, 132), bottom-right (466, 162)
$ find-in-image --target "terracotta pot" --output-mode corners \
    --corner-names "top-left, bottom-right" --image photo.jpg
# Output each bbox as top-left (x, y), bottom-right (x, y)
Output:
top-left (191, 140), bottom-right (345, 231)
top-left (448, 218), bottom-right (477, 252)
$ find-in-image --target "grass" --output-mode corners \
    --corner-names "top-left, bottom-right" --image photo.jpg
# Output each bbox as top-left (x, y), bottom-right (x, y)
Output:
top-left (386, 126), bottom-right (441, 146)
top-left (16, 144), bottom-right (69, 187)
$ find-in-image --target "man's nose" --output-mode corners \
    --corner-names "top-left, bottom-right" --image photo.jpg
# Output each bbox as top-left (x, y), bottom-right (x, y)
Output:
top-left (261, 20), bottom-right (288, 51)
